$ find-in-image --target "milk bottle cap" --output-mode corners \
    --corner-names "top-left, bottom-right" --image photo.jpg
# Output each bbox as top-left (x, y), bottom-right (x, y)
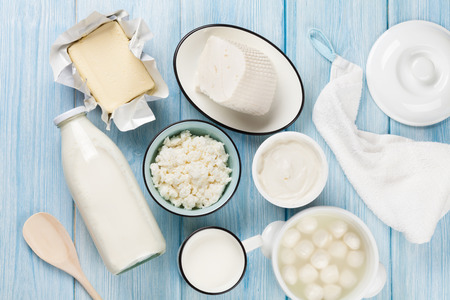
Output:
top-left (53, 106), bottom-right (87, 126)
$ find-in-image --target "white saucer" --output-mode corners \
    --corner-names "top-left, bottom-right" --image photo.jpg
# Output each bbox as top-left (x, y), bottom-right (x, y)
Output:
top-left (366, 20), bottom-right (450, 126)
top-left (173, 24), bottom-right (304, 135)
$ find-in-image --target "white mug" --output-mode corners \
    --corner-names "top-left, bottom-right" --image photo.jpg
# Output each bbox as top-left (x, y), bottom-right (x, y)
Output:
top-left (178, 207), bottom-right (386, 299)
top-left (177, 226), bottom-right (262, 295)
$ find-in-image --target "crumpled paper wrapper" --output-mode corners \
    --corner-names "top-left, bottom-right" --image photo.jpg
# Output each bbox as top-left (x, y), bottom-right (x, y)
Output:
top-left (50, 10), bottom-right (169, 131)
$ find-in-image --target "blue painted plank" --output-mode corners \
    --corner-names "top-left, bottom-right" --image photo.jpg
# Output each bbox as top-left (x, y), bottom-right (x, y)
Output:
top-left (285, 1), bottom-right (391, 299)
top-left (388, 1), bottom-right (450, 299)
top-left (179, 1), bottom-right (287, 299)
top-left (71, 1), bottom-right (182, 299)
top-left (1, 1), bottom-right (449, 299)
top-left (0, 0), bottom-right (76, 299)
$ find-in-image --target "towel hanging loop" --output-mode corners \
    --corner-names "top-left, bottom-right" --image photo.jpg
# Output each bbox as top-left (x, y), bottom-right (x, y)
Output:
top-left (308, 28), bottom-right (336, 62)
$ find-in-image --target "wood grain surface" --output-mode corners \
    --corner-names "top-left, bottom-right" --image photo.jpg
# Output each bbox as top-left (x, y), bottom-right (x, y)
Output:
top-left (0, 0), bottom-right (448, 299)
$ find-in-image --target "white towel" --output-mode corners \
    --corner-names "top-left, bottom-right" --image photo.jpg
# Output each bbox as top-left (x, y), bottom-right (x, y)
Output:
top-left (310, 29), bottom-right (450, 244)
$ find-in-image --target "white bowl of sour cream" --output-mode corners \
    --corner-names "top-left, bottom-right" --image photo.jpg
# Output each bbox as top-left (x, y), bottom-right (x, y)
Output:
top-left (252, 132), bottom-right (328, 208)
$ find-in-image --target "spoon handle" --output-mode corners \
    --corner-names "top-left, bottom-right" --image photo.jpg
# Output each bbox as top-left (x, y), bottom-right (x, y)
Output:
top-left (75, 272), bottom-right (103, 300)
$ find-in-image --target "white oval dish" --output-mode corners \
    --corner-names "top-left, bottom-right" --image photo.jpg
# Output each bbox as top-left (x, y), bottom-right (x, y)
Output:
top-left (173, 24), bottom-right (304, 135)
top-left (366, 20), bottom-right (450, 126)
top-left (252, 132), bottom-right (328, 208)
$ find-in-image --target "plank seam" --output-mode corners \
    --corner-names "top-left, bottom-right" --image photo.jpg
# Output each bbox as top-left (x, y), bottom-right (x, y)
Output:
top-left (283, 1), bottom-right (289, 300)
top-left (73, 2), bottom-right (77, 300)
top-left (386, 2), bottom-right (393, 300)
top-left (179, 2), bottom-right (183, 300)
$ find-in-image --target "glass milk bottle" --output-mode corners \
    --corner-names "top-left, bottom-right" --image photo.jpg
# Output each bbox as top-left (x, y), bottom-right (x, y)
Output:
top-left (54, 107), bottom-right (166, 275)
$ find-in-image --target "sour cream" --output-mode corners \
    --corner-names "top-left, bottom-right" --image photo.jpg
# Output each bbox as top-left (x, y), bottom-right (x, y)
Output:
top-left (252, 132), bottom-right (328, 208)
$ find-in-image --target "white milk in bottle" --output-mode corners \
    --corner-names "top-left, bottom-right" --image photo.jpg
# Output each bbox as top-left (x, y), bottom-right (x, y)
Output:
top-left (54, 107), bottom-right (166, 274)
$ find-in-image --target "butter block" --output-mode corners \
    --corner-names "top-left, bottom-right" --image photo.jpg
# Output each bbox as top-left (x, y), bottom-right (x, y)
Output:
top-left (68, 21), bottom-right (155, 113)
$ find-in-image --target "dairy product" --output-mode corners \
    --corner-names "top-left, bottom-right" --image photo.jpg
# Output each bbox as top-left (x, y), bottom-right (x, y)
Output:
top-left (180, 228), bottom-right (245, 293)
top-left (282, 228), bottom-right (301, 248)
top-left (296, 217), bottom-right (318, 234)
top-left (304, 283), bottom-right (324, 300)
top-left (320, 265), bottom-right (340, 284)
top-left (310, 249), bottom-right (331, 270)
top-left (255, 139), bottom-right (323, 204)
top-left (339, 269), bottom-right (357, 288)
top-left (323, 284), bottom-right (342, 300)
top-left (347, 251), bottom-right (365, 268)
top-left (328, 241), bottom-right (348, 259)
top-left (329, 220), bottom-right (348, 239)
top-left (312, 229), bottom-right (332, 248)
top-left (277, 215), bottom-right (367, 300)
top-left (294, 240), bottom-right (315, 259)
top-left (282, 265), bottom-right (299, 285)
top-left (343, 232), bottom-right (361, 250)
top-left (195, 35), bottom-right (277, 116)
top-left (68, 21), bottom-right (155, 113)
top-left (280, 248), bottom-right (297, 265)
top-left (150, 130), bottom-right (232, 210)
top-left (298, 264), bottom-right (319, 284)
top-left (55, 108), bottom-right (166, 274)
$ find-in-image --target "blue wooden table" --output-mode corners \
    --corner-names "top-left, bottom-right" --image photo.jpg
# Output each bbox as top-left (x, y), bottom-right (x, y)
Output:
top-left (1, 0), bottom-right (449, 299)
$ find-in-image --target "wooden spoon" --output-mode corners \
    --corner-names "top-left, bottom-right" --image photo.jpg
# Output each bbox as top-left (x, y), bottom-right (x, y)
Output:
top-left (23, 212), bottom-right (102, 300)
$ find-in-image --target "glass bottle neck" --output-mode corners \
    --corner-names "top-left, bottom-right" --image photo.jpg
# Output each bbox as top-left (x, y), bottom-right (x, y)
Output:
top-left (57, 112), bottom-right (87, 128)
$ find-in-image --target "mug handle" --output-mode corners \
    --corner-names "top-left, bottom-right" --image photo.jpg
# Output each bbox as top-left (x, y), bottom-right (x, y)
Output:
top-left (241, 221), bottom-right (286, 256)
top-left (242, 235), bottom-right (263, 253)
top-left (363, 262), bottom-right (387, 298)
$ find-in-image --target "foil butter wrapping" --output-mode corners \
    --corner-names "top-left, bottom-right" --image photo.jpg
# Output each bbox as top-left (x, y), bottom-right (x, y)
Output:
top-left (50, 10), bottom-right (169, 131)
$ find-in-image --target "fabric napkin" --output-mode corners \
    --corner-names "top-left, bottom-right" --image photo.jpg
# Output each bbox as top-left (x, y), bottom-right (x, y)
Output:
top-left (309, 29), bottom-right (450, 244)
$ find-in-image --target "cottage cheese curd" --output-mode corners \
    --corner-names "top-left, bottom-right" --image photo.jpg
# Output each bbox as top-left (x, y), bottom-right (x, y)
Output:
top-left (150, 130), bottom-right (232, 209)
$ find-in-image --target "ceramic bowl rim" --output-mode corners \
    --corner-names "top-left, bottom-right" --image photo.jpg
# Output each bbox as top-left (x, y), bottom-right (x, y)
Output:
top-left (177, 226), bottom-right (247, 295)
top-left (142, 119), bottom-right (241, 217)
top-left (173, 23), bottom-right (305, 135)
top-left (271, 206), bottom-right (380, 300)
top-left (251, 131), bottom-right (328, 208)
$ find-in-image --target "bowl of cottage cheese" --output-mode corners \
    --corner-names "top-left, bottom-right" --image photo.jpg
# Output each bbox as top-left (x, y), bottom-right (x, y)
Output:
top-left (143, 120), bottom-right (241, 216)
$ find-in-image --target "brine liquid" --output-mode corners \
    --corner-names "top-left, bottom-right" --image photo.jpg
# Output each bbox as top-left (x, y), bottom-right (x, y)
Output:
top-left (277, 214), bottom-right (367, 300)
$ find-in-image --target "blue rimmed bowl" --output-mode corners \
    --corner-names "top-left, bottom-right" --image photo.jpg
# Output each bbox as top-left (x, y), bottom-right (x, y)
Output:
top-left (143, 120), bottom-right (241, 217)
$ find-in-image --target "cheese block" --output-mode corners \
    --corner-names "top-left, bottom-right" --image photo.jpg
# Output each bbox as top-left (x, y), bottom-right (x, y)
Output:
top-left (194, 36), bottom-right (277, 116)
top-left (68, 21), bottom-right (155, 113)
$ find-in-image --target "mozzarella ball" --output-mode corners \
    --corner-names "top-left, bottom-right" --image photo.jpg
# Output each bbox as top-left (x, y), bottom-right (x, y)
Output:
top-left (339, 268), bottom-right (357, 288)
top-left (281, 265), bottom-right (298, 285)
top-left (310, 249), bottom-right (331, 270)
top-left (329, 220), bottom-right (348, 239)
top-left (298, 263), bottom-right (319, 284)
top-left (280, 248), bottom-right (297, 265)
top-left (323, 284), bottom-right (342, 300)
top-left (328, 241), bottom-right (348, 259)
top-left (320, 264), bottom-right (340, 284)
top-left (304, 283), bottom-right (324, 300)
top-left (294, 240), bottom-right (315, 259)
top-left (312, 229), bottom-right (332, 248)
top-left (347, 250), bottom-right (365, 268)
top-left (282, 228), bottom-right (301, 248)
top-left (343, 232), bottom-right (361, 250)
top-left (296, 216), bottom-right (318, 234)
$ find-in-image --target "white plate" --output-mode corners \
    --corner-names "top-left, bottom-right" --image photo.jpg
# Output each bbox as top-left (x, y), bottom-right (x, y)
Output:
top-left (366, 20), bottom-right (450, 126)
top-left (173, 24), bottom-right (304, 135)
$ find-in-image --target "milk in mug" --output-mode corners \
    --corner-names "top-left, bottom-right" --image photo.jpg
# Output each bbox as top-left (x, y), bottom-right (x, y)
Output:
top-left (179, 227), bottom-right (246, 294)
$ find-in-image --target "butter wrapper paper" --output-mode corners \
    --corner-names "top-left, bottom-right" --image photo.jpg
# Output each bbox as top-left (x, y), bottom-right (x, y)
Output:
top-left (50, 10), bottom-right (169, 131)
